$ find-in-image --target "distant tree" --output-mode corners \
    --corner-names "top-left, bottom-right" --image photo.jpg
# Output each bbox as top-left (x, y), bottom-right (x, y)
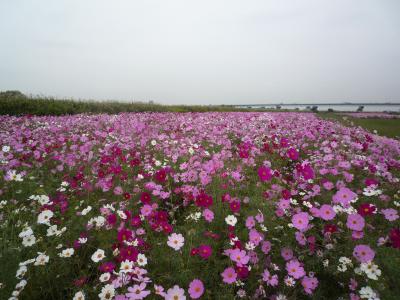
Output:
top-left (276, 105), bottom-right (282, 110)
top-left (0, 90), bottom-right (26, 99)
top-left (357, 105), bottom-right (364, 112)
top-left (328, 108), bottom-right (334, 112)
top-left (311, 106), bottom-right (318, 112)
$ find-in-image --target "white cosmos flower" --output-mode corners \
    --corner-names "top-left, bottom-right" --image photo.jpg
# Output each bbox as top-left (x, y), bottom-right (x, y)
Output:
top-left (37, 209), bottom-right (54, 225)
top-left (73, 291), bottom-right (85, 300)
top-left (81, 206), bottom-right (92, 215)
top-left (19, 258), bottom-right (35, 266)
top-left (22, 235), bottom-right (36, 247)
top-left (78, 237), bottom-right (88, 244)
top-left (91, 249), bottom-right (106, 262)
top-left (137, 254), bottom-right (147, 266)
top-left (359, 286), bottom-right (379, 300)
top-left (61, 181), bottom-right (69, 187)
top-left (360, 262), bottom-right (381, 280)
top-left (117, 210), bottom-right (127, 220)
top-left (2, 145), bottom-right (10, 152)
top-left (284, 276), bottom-right (295, 287)
top-left (15, 279), bottom-right (27, 290)
top-left (38, 195), bottom-right (51, 205)
top-left (99, 272), bottom-right (111, 283)
top-left (120, 260), bottom-right (134, 273)
top-left (6, 170), bottom-right (23, 182)
top-left (98, 284), bottom-right (115, 300)
top-left (47, 225), bottom-right (58, 236)
top-left (16, 266), bottom-right (27, 278)
top-left (34, 253), bottom-right (49, 266)
top-left (225, 215), bottom-right (237, 226)
top-left (19, 227), bottom-right (33, 238)
top-left (245, 242), bottom-right (256, 251)
top-left (59, 248), bottom-right (74, 258)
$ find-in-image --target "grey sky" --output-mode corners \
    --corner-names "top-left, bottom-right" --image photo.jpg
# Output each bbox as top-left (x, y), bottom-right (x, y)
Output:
top-left (1, 0), bottom-right (399, 105)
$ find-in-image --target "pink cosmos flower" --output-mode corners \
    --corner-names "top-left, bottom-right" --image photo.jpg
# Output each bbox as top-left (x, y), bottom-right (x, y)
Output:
top-left (353, 244), bottom-right (375, 263)
top-left (249, 229), bottom-right (264, 246)
top-left (346, 214), bottom-right (365, 231)
top-left (258, 166), bottom-right (272, 182)
top-left (167, 233), bottom-right (185, 251)
top-left (295, 231), bottom-right (307, 246)
top-left (202, 209), bottom-right (214, 223)
top-left (381, 208), bottom-right (399, 221)
top-left (332, 187), bottom-right (357, 207)
top-left (323, 181), bottom-right (334, 190)
top-left (286, 259), bottom-right (306, 279)
top-left (154, 284), bottom-right (166, 297)
top-left (261, 241), bottom-right (272, 254)
top-left (140, 205), bottom-right (153, 217)
top-left (245, 216), bottom-right (255, 229)
top-left (188, 279), bottom-right (204, 299)
top-left (319, 204), bottom-right (336, 221)
top-left (352, 230), bottom-right (364, 240)
top-left (262, 269), bottom-right (278, 286)
top-left (165, 285), bottom-right (186, 300)
top-left (221, 267), bottom-right (237, 284)
top-left (301, 276), bottom-right (318, 295)
top-left (281, 247), bottom-right (293, 261)
top-left (229, 248), bottom-right (250, 265)
top-left (255, 212), bottom-right (264, 223)
top-left (126, 283), bottom-right (150, 300)
top-left (292, 212), bottom-right (309, 231)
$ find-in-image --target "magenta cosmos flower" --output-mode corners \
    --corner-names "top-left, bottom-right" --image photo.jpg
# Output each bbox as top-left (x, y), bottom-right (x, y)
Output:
top-left (188, 279), bottom-right (204, 299)
top-left (292, 212), bottom-right (309, 231)
top-left (346, 214), bottom-right (365, 231)
top-left (353, 244), bottom-right (375, 263)
top-left (197, 244), bottom-right (212, 259)
top-left (286, 259), bottom-right (306, 279)
top-left (287, 148), bottom-right (299, 160)
top-left (258, 166), bottom-right (272, 182)
top-left (319, 204), bottom-right (336, 221)
top-left (221, 267), bottom-right (237, 284)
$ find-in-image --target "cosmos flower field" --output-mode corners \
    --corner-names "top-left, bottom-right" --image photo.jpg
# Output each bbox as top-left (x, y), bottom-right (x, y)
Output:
top-left (1, 112), bottom-right (399, 300)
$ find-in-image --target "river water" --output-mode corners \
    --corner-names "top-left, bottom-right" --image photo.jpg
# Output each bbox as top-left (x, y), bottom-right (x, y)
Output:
top-left (237, 104), bottom-right (400, 112)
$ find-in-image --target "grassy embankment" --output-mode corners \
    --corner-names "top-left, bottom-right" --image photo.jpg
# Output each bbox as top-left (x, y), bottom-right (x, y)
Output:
top-left (317, 112), bottom-right (400, 139)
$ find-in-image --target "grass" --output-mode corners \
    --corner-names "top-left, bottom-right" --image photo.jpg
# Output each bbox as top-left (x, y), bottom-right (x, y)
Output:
top-left (317, 112), bottom-right (400, 139)
top-left (0, 91), bottom-right (277, 115)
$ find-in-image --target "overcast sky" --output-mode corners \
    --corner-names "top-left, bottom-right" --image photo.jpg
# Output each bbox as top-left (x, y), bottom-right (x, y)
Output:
top-left (1, 0), bottom-right (399, 105)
